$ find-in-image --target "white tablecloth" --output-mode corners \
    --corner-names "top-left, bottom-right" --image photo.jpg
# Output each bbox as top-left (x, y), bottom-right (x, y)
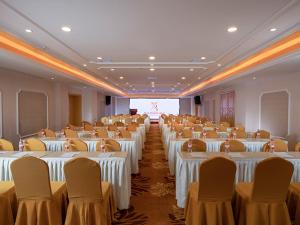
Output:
top-left (176, 151), bottom-right (300, 208)
top-left (41, 138), bottom-right (139, 174)
top-left (167, 138), bottom-right (270, 175)
top-left (0, 151), bottom-right (131, 209)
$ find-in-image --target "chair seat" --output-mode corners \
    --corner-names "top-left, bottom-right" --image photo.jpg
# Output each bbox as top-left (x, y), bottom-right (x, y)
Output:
top-left (0, 181), bottom-right (16, 225)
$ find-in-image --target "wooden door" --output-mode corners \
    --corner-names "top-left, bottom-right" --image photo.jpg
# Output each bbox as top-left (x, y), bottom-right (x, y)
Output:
top-left (69, 94), bottom-right (82, 126)
top-left (220, 91), bottom-right (235, 126)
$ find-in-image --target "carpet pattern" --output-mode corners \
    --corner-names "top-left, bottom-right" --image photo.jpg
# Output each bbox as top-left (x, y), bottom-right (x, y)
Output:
top-left (114, 124), bottom-right (184, 225)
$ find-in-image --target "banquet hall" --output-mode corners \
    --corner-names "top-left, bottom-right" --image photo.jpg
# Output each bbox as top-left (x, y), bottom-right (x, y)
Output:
top-left (1, 0), bottom-right (300, 225)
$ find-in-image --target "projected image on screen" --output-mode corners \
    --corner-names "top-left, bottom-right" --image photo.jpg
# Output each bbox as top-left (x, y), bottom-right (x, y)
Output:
top-left (130, 99), bottom-right (179, 119)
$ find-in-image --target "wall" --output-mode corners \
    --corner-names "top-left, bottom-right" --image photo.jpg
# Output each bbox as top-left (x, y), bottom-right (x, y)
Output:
top-left (0, 67), bottom-right (107, 147)
top-left (115, 97), bottom-right (130, 114)
top-left (179, 97), bottom-right (192, 114)
top-left (201, 71), bottom-right (300, 148)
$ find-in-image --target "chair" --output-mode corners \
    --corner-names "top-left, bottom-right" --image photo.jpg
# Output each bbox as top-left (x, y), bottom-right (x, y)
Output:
top-left (84, 123), bottom-right (94, 131)
top-left (127, 124), bottom-right (137, 132)
top-left (182, 129), bottom-right (193, 138)
top-left (220, 140), bottom-right (245, 152)
top-left (24, 138), bottom-right (46, 151)
top-left (108, 125), bottom-right (118, 131)
top-left (64, 157), bottom-right (116, 225)
top-left (120, 130), bottom-right (131, 139)
top-left (39, 129), bottom-right (56, 138)
top-left (137, 117), bottom-right (145, 124)
top-left (64, 129), bottom-right (78, 138)
top-left (114, 121), bottom-right (125, 127)
top-left (262, 139), bottom-right (288, 152)
top-left (234, 157), bottom-right (294, 225)
top-left (185, 157), bottom-right (236, 225)
top-left (96, 129), bottom-right (109, 138)
top-left (287, 183), bottom-right (300, 225)
top-left (182, 139), bottom-right (206, 152)
top-left (0, 139), bottom-right (14, 151)
top-left (206, 130), bottom-right (218, 138)
top-left (295, 142), bottom-right (300, 151)
top-left (218, 125), bottom-right (228, 132)
top-left (220, 121), bottom-right (230, 127)
top-left (11, 156), bottom-right (67, 225)
top-left (193, 125), bottom-right (203, 132)
top-left (253, 130), bottom-right (270, 139)
top-left (230, 130), bottom-right (247, 139)
top-left (69, 139), bottom-right (88, 151)
top-left (95, 121), bottom-right (105, 127)
top-left (204, 121), bottom-right (214, 127)
top-left (105, 139), bottom-right (121, 151)
top-left (235, 123), bottom-right (245, 131)
top-left (0, 181), bottom-right (16, 225)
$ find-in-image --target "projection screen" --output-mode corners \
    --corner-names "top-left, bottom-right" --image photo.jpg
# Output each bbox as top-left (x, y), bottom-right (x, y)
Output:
top-left (130, 98), bottom-right (179, 119)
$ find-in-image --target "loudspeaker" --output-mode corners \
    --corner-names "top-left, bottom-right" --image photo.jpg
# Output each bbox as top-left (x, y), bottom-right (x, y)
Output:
top-left (194, 96), bottom-right (201, 105)
top-left (105, 96), bottom-right (111, 105)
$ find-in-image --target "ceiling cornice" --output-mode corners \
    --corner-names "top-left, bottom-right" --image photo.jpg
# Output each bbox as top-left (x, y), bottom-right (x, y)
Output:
top-left (0, 30), bottom-right (127, 96)
top-left (180, 29), bottom-right (300, 96)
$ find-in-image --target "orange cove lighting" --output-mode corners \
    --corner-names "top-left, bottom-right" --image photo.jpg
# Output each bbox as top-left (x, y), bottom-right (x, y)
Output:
top-left (0, 31), bottom-right (127, 96)
top-left (180, 30), bottom-right (300, 97)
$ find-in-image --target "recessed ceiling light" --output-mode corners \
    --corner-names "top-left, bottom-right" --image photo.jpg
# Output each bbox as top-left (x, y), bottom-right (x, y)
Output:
top-left (270, 28), bottom-right (277, 32)
top-left (83, 64), bottom-right (87, 67)
top-left (119, 76), bottom-right (124, 80)
top-left (198, 76), bottom-right (202, 80)
top-left (110, 68), bottom-right (115, 71)
top-left (149, 56), bottom-right (156, 60)
top-left (189, 68), bottom-right (194, 72)
top-left (51, 77), bottom-right (55, 80)
top-left (253, 76), bottom-right (257, 80)
top-left (201, 56), bottom-right (206, 60)
top-left (150, 64), bottom-right (154, 66)
top-left (61, 26), bottom-right (71, 32)
top-left (104, 76), bottom-right (108, 79)
top-left (181, 76), bottom-right (186, 80)
top-left (227, 26), bottom-right (238, 33)
top-left (97, 57), bottom-right (103, 60)
top-left (177, 82), bottom-right (181, 85)
top-left (217, 64), bottom-right (222, 67)
top-left (132, 88), bottom-right (136, 91)
top-left (125, 82), bottom-right (129, 85)
top-left (149, 68), bottom-right (155, 71)
top-left (25, 29), bottom-right (32, 33)
top-left (129, 85), bottom-right (133, 87)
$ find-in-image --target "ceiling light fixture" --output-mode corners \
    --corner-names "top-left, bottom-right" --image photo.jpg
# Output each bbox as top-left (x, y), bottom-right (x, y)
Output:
top-left (110, 68), bottom-right (115, 71)
top-left (61, 26), bottom-right (71, 32)
top-left (227, 26), bottom-right (238, 33)
top-left (120, 76), bottom-right (124, 79)
top-left (198, 77), bottom-right (202, 80)
top-left (149, 68), bottom-right (155, 71)
top-left (181, 76), bottom-right (186, 80)
top-left (51, 77), bottom-right (55, 80)
top-left (217, 64), bottom-right (222, 67)
top-left (83, 64), bottom-right (87, 67)
top-left (270, 28), bottom-right (277, 32)
top-left (201, 56), bottom-right (206, 60)
top-left (97, 57), bottom-right (103, 60)
top-left (189, 68), bottom-right (194, 72)
top-left (104, 77), bottom-right (108, 79)
top-left (149, 56), bottom-right (156, 60)
top-left (25, 29), bottom-right (32, 33)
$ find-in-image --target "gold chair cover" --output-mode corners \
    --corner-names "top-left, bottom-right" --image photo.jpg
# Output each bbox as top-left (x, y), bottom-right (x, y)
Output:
top-left (253, 130), bottom-right (270, 139)
top-left (114, 121), bottom-right (124, 127)
top-left (184, 157), bottom-right (236, 225)
top-left (127, 124), bottom-right (137, 132)
top-left (120, 130), bottom-right (131, 138)
top-left (0, 181), bottom-right (16, 225)
top-left (24, 138), bottom-right (46, 151)
top-left (182, 129), bottom-right (193, 138)
top-left (96, 129), bottom-right (109, 138)
top-left (230, 130), bottom-right (247, 139)
top-left (108, 125), bottom-right (118, 131)
top-left (263, 139), bottom-right (288, 152)
top-left (220, 140), bottom-right (245, 152)
top-left (295, 142), bottom-right (300, 152)
top-left (137, 117), bottom-right (145, 124)
top-left (0, 138), bottom-right (14, 151)
top-left (95, 121), bottom-right (105, 127)
top-left (220, 121), bottom-right (230, 127)
top-left (64, 129), bottom-right (78, 138)
top-left (193, 125), bottom-right (203, 132)
top-left (234, 157), bottom-right (293, 225)
top-left (182, 139), bottom-right (207, 152)
top-left (287, 183), bottom-right (300, 225)
top-left (11, 156), bottom-right (67, 225)
top-left (206, 130), bottom-right (218, 138)
top-left (64, 157), bottom-right (116, 225)
top-left (69, 139), bottom-right (88, 151)
top-left (84, 123), bottom-right (94, 131)
top-left (104, 139), bottom-right (121, 152)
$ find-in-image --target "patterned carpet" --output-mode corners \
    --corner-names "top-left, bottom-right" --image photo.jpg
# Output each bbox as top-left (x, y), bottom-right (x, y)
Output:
top-left (114, 124), bottom-right (184, 225)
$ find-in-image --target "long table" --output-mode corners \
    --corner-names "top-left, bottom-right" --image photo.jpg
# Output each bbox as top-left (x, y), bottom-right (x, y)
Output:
top-left (167, 138), bottom-right (270, 175)
top-left (41, 137), bottom-right (139, 174)
top-left (176, 151), bottom-right (300, 208)
top-left (0, 151), bottom-right (131, 209)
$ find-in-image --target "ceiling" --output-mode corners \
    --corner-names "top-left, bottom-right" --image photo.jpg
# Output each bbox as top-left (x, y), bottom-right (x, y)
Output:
top-left (1, 0), bottom-right (300, 96)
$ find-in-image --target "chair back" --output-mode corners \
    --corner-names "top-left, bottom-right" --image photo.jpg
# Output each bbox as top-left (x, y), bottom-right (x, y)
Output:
top-left (69, 139), bottom-right (88, 151)
top-left (193, 126), bottom-right (203, 132)
top-left (114, 121), bottom-right (125, 127)
top-left (64, 129), bottom-right (78, 138)
top-left (182, 139), bottom-right (206, 152)
top-left (254, 130), bottom-right (270, 139)
top-left (220, 140), bottom-right (245, 152)
top-left (39, 129), bottom-right (56, 138)
top-left (206, 130), bottom-right (218, 138)
top-left (11, 156), bottom-right (52, 199)
top-left (231, 130), bottom-right (247, 139)
top-left (220, 121), bottom-right (230, 127)
top-left (105, 139), bottom-right (121, 151)
top-left (95, 121), bottom-right (104, 127)
top-left (0, 139), bottom-right (14, 151)
top-left (205, 121), bottom-right (214, 127)
top-left (96, 129), bottom-right (108, 138)
top-left (235, 123), bottom-right (245, 131)
top-left (218, 126), bottom-right (228, 132)
top-left (24, 138), bottom-right (46, 151)
top-left (137, 117), bottom-right (145, 124)
top-left (263, 139), bottom-right (288, 152)
top-left (198, 157), bottom-right (236, 200)
top-left (83, 123), bottom-right (94, 131)
top-left (295, 142), bottom-right (300, 152)
top-left (64, 157), bottom-right (102, 200)
top-left (108, 125), bottom-right (118, 131)
top-left (120, 130), bottom-right (131, 138)
top-left (182, 129), bottom-right (193, 138)
top-left (251, 157), bottom-right (294, 202)
top-left (127, 124), bottom-right (137, 132)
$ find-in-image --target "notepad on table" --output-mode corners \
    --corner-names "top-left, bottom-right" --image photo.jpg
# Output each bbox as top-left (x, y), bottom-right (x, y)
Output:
top-left (12, 152), bottom-right (34, 158)
top-left (272, 152), bottom-right (293, 158)
top-left (96, 153), bottom-right (112, 158)
top-left (60, 152), bottom-right (81, 158)
top-left (228, 153), bottom-right (244, 158)
top-left (189, 152), bottom-right (208, 158)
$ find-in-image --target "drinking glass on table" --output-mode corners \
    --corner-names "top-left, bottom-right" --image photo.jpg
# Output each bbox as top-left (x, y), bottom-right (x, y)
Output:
top-left (187, 139), bottom-right (193, 153)
top-left (269, 140), bottom-right (275, 153)
top-left (202, 131), bottom-right (207, 139)
top-left (224, 139), bottom-right (230, 153)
